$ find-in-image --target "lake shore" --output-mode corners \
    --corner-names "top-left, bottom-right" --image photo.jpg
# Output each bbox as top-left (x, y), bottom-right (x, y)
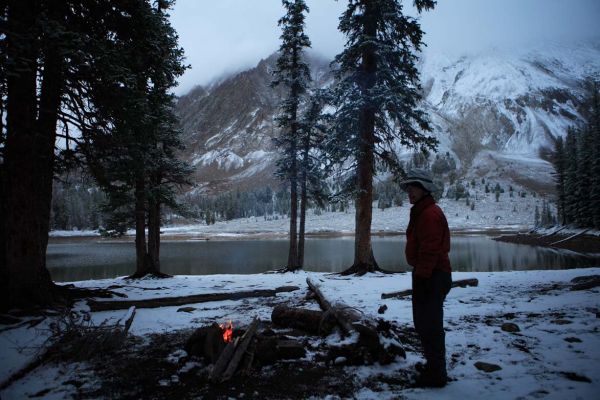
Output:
top-left (48, 227), bottom-right (524, 244)
top-left (494, 230), bottom-right (600, 254)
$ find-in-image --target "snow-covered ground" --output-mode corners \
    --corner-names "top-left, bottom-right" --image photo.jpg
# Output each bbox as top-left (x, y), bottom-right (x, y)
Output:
top-left (1, 268), bottom-right (599, 399)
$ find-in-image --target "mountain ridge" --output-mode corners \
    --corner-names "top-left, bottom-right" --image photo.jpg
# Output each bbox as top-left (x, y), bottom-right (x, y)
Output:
top-left (175, 42), bottom-right (600, 196)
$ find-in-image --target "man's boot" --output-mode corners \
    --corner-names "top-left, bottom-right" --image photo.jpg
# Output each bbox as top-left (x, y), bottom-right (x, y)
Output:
top-left (415, 364), bottom-right (447, 388)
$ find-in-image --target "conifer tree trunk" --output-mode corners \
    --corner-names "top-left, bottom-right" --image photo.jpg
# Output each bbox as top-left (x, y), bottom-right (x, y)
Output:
top-left (346, 2), bottom-right (378, 274)
top-left (147, 193), bottom-right (161, 273)
top-left (351, 109), bottom-right (377, 273)
top-left (0, 163), bottom-right (6, 308)
top-left (37, 2), bottom-right (65, 275)
top-left (298, 138), bottom-right (309, 268)
top-left (4, 0), bottom-right (64, 308)
top-left (134, 175), bottom-right (148, 275)
top-left (287, 125), bottom-right (299, 269)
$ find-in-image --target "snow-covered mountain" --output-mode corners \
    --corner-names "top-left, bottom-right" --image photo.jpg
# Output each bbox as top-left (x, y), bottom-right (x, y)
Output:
top-left (176, 42), bottom-right (600, 195)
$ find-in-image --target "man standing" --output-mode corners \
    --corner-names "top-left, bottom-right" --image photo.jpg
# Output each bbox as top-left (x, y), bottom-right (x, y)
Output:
top-left (400, 168), bottom-right (452, 387)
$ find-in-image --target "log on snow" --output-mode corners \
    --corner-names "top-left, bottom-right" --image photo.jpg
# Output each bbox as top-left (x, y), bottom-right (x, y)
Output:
top-left (271, 304), bottom-right (333, 335)
top-left (381, 278), bottom-right (479, 299)
top-left (306, 277), bottom-right (387, 364)
top-left (87, 286), bottom-right (300, 312)
top-left (306, 277), bottom-right (362, 334)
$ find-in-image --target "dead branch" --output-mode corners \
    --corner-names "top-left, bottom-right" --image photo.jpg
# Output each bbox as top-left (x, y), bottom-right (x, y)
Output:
top-left (88, 286), bottom-right (300, 312)
top-left (381, 278), bottom-right (479, 299)
top-left (548, 229), bottom-right (590, 246)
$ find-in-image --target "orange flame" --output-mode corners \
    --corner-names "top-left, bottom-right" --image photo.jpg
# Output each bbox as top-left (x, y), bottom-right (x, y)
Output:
top-left (220, 320), bottom-right (233, 343)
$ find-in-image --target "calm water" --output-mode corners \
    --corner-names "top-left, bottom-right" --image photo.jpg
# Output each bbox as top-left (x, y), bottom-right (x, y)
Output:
top-left (46, 235), bottom-right (600, 282)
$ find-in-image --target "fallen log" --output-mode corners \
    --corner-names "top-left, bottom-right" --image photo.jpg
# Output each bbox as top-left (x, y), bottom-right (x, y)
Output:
top-left (306, 277), bottom-right (406, 365)
top-left (306, 277), bottom-right (362, 335)
top-left (87, 286), bottom-right (300, 312)
top-left (540, 226), bottom-right (567, 238)
top-left (381, 278), bottom-right (479, 299)
top-left (271, 304), bottom-right (335, 335)
top-left (570, 275), bottom-right (600, 291)
top-left (548, 229), bottom-right (589, 246)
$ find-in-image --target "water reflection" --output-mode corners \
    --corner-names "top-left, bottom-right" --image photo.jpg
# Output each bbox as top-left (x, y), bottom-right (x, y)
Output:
top-left (47, 236), bottom-right (600, 282)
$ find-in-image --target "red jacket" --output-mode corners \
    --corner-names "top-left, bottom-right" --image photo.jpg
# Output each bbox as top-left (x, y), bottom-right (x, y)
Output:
top-left (405, 195), bottom-right (451, 278)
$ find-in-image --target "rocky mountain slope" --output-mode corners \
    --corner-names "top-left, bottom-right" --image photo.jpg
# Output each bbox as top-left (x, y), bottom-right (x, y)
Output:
top-left (175, 42), bottom-right (600, 196)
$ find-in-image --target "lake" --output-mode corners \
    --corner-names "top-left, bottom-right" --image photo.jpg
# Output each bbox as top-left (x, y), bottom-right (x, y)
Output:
top-left (46, 235), bottom-right (600, 282)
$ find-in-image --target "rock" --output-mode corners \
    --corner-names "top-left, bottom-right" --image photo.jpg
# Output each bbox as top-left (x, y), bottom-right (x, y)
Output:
top-left (564, 337), bottom-right (582, 343)
top-left (474, 361), bottom-right (502, 373)
top-left (276, 339), bottom-right (306, 360)
top-left (177, 307), bottom-right (196, 313)
top-left (378, 304), bottom-right (388, 314)
top-left (501, 322), bottom-right (520, 333)
top-left (561, 371), bottom-right (592, 383)
top-left (551, 319), bottom-right (572, 325)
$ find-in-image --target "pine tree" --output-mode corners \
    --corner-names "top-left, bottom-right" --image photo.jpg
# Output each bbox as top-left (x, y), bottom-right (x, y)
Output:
top-left (575, 125), bottom-right (593, 226)
top-left (327, 0), bottom-right (437, 275)
top-left (272, 0), bottom-right (312, 271)
top-left (297, 91), bottom-right (330, 268)
top-left (563, 128), bottom-right (579, 225)
top-left (551, 136), bottom-right (566, 225)
top-left (586, 82), bottom-right (600, 229)
top-left (2, 0), bottom-right (74, 308)
top-left (73, 0), bottom-right (189, 278)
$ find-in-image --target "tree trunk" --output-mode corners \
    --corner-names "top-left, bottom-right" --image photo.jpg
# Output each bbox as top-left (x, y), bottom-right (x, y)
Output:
top-left (4, 0), bottom-right (62, 308)
top-left (286, 117), bottom-right (299, 270)
top-left (37, 0), bottom-right (66, 276)
top-left (343, 3), bottom-right (379, 276)
top-left (133, 175), bottom-right (148, 276)
top-left (147, 191), bottom-right (161, 274)
top-left (88, 286), bottom-right (301, 311)
top-left (0, 162), bottom-right (7, 310)
top-left (298, 138), bottom-right (309, 269)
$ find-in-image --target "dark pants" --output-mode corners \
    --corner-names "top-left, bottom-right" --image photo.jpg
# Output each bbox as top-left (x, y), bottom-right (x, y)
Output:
top-left (412, 270), bottom-right (452, 376)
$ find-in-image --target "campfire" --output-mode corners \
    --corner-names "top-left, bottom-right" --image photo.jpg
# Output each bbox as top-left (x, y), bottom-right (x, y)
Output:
top-left (220, 321), bottom-right (234, 343)
top-left (182, 278), bottom-right (406, 385)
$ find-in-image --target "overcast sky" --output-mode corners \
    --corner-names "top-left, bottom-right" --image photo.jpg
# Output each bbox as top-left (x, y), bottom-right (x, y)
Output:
top-left (169, 0), bottom-right (600, 95)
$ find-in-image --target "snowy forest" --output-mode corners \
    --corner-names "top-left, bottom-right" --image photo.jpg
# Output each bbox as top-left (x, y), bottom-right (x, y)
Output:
top-left (551, 82), bottom-right (600, 229)
top-left (2, 0), bottom-right (598, 308)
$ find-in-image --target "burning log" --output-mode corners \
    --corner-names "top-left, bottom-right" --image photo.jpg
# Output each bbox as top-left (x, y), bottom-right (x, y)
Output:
top-left (221, 318), bottom-right (259, 382)
top-left (381, 278), bottom-right (479, 299)
top-left (88, 286), bottom-right (300, 312)
top-left (185, 323), bottom-right (227, 364)
top-left (210, 318), bottom-right (259, 383)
